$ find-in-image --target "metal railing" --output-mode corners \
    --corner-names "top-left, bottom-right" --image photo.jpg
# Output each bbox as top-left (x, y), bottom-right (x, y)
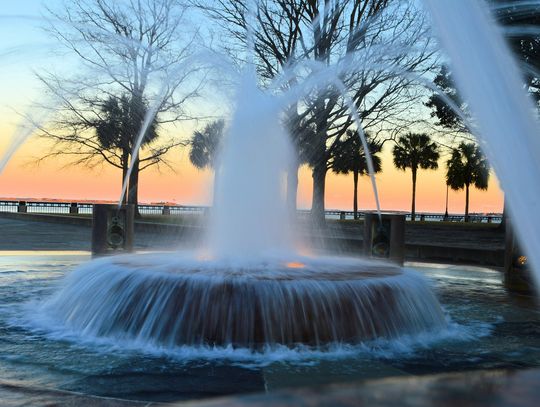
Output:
top-left (0, 201), bottom-right (18, 213)
top-left (0, 201), bottom-right (208, 217)
top-left (404, 213), bottom-right (502, 223)
top-left (299, 209), bottom-right (502, 223)
top-left (0, 200), bottom-right (502, 224)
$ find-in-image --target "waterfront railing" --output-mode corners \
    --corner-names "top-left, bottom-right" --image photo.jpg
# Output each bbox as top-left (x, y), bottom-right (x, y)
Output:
top-left (0, 200), bottom-right (502, 224)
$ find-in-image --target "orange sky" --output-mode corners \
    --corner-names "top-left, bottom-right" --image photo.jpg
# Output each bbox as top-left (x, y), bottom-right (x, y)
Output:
top-left (0, 125), bottom-right (504, 214)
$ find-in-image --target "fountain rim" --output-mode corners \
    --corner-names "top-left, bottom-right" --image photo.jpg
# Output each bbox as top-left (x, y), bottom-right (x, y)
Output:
top-left (87, 252), bottom-right (405, 282)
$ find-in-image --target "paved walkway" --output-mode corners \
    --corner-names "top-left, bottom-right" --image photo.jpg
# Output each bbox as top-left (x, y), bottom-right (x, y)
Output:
top-left (0, 217), bottom-right (187, 251)
top-left (0, 217), bottom-right (92, 251)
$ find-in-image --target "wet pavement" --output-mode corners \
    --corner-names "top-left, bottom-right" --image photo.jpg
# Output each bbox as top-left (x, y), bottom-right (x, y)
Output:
top-left (2, 369), bottom-right (540, 406)
top-left (183, 368), bottom-right (540, 407)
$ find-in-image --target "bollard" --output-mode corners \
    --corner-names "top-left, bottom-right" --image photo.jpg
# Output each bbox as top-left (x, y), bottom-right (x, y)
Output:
top-left (69, 202), bottom-right (79, 215)
top-left (339, 211), bottom-right (346, 220)
top-left (504, 218), bottom-right (535, 293)
top-left (17, 201), bottom-right (27, 213)
top-left (363, 213), bottom-right (406, 265)
top-left (162, 205), bottom-right (171, 216)
top-left (91, 204), bottom-right (134, 256)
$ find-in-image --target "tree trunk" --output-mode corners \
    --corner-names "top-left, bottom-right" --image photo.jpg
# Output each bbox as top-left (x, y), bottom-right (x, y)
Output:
top-left (465, 183), bottom-right (470, 222)
top-left (311, 161), bottom-right (327, 225)
top-left (353, 169), bottom-right (359, 220)
top-left (411, 167), bottom-right (417, 221)
top-left (311, 103), bottom-right (328, 226)
top-left (287, 160), bottom-right (300, 220)
top-left (128, 155), bottom-right (141, 219)
top-left (121, 150), bottom-right (129, 205)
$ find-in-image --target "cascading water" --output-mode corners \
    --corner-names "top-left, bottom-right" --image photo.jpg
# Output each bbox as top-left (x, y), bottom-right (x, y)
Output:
top-left (423, 0), bottom-right (540, 287)
top-left (39, 254), bottom-right (446, 348)
top-left (35, 67), bottom-right (448, 351)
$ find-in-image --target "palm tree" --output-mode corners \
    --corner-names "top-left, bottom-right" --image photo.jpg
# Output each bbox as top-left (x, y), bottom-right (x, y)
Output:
top-left (189, 120), bottom-right (225, 202)
top-left (189, 120), bottom-right (225, 170)
top-left (93, 94), bottom-right (158, 209)
top-left (392, 133), bottom-right (440, 221)
top-left (331, 130), bottom-right (382, 219)
top-left (446, 142), bottom-right (489, 222)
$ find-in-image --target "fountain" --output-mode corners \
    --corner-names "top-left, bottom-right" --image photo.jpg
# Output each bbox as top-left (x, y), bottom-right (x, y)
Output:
top-left (3, 1), bottom-right (540, 404)
top-left (39, 254), bottom-right (446, 348)
top-left (34, 70), bottom-right (448, 351)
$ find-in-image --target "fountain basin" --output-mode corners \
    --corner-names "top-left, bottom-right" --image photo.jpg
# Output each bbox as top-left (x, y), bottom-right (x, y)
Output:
top-left (40, 253), bottom-right (447, 349)
top-left (2, 253), bottom-right (537, 403)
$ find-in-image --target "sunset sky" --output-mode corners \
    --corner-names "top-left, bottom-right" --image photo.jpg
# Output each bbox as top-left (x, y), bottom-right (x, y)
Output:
top-left (0, 1), bottom-right (505, 214)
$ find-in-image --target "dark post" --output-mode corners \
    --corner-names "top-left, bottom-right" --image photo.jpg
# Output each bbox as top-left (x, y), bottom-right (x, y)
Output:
top-left (389, 215), bottom-right (406, 265)
top-left (91, 204), bottom-right (134, 256)
top-left (162, 205), bottom-right (171, 216)
top-left (444, 184), bottom-right (449, 221)
top-left (504, 217), bottom-right (534, 293)
top-left (339, 211), bottom-right (346, 220)
top-left (363, 213), bottom-right (406, 265)
top-left (17, 201), bottom-right (27, 213)
top-left (69, 202), bottom-right (79, 215)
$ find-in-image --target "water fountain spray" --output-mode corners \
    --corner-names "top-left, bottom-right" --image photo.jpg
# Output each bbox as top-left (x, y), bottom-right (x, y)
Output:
top-left (424, 0), bottom-right (540, 287)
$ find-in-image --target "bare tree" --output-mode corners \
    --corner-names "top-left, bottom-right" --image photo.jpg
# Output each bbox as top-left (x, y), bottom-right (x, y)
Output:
top-left (37, 0), bottom-right (203, 212)
top-left (197, 0), bottom-right (308, 215)
top-left (201, 0), bottom-right (437, 224)
top-left (299, 1), bottom-right (436, 223)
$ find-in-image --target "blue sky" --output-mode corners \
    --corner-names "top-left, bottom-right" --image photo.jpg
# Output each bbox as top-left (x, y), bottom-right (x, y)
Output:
top-left (0, 1), bottom-right (80, 123)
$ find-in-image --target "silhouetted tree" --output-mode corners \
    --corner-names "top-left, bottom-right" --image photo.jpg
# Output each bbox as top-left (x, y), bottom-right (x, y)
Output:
top-left (197, 0), bottom-right (307, 214)
top-left (189, 119), bottom-right (225, 202)
top-left (392, 133), bottom-right (440, 221)
top-left (203, 0), bottom-right (436, 224)
top-left (446, 142), bottom-right (490, 222)
top-left (331, 130), bottom-right (382, 219)
top-left (92, 94), bottom-right (159, 205)
top-left (189, 120), bottom-right (225, 170)
top-left (284, 110), bottom-right (316, 216)
top-left (302, 0), bottom-right (435, 225)
top-left (37, 0), bottom-right (202, 210)
top-left (425, 65), bottom-right (469, 132)
top-left (427, 3), bottom-right (540, 130)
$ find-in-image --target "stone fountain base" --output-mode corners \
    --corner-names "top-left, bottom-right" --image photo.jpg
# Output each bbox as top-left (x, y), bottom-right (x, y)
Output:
top-left (40, 253), bottom-right (447, 349)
